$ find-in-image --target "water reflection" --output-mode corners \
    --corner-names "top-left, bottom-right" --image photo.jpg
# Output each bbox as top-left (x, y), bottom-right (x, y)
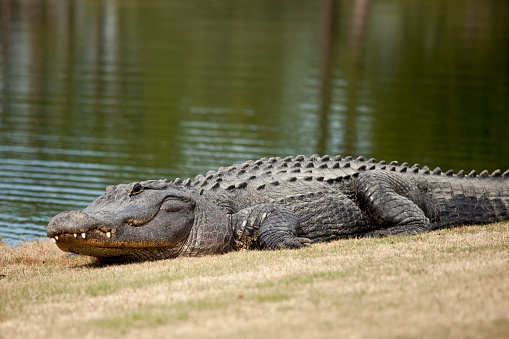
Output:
top-left (0, 0), bottom-right (508, 243)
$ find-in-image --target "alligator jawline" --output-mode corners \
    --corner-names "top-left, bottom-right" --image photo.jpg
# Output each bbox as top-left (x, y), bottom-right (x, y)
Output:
top-left (50, 216), bottom-right (157, 244)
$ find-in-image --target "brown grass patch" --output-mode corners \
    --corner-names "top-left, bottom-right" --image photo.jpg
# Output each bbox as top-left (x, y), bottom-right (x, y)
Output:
top-left (1, 222), bottom-right (508, 339)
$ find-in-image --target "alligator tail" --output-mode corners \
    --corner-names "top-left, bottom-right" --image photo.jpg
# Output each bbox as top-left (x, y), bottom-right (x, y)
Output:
top-left (431, 172), bottom-right (509, 228)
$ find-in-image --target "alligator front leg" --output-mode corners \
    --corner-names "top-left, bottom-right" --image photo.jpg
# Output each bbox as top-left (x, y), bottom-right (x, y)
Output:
top-left (353, 170), bottom-right (438, 236)
top-left (230, 204), bottom-right (311, 250)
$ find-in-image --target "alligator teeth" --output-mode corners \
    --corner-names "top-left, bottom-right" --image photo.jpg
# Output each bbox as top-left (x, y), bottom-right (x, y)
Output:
top-left (74, 233), bottom-right (77, 238)
top-left (81, 233), bottom-right (86, 239)
top-left (55, 235), bottom-right (59, 241)
top-left (106, 231), bottom-right (111, 238)
top-left (52, 238), bottom-right (56, 244)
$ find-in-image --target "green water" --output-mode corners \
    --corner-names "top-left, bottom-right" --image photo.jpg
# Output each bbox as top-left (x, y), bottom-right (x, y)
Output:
top-left (1, 0), bottom-right (508, 243)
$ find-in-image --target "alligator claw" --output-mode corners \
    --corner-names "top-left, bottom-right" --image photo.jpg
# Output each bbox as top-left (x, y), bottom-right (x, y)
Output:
top-left (281, 237), bottom-right (312, 249)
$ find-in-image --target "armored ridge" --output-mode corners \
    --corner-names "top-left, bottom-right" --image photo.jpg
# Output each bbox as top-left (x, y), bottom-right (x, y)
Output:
top-left (172, 154), bottom-right (508, 193)
top-left (47, 155), bottom-right (509, 262)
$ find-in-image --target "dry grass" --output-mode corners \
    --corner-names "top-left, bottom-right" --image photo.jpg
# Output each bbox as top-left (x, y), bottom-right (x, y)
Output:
top-left (1, 222), bottom-right (508, 339)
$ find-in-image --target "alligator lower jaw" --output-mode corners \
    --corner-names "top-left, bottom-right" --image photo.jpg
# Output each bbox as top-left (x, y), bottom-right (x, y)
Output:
top-left (55, 236), bottom-right (181, 261)
top-left (50, 229), bottom-right (183, 261)
top-left (50, 228), bottom-right (147, 253)
top-left (66, 245), bottom-right (180, 261)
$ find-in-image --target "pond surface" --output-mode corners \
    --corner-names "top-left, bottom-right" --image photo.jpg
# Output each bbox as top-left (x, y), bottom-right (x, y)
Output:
top-left (1, 0), bottom-right (508, 244)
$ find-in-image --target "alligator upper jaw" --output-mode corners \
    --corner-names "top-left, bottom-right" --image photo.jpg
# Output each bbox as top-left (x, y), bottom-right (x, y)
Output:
top-left (50, 228), bottom-right (114, 244)
top-left (50, 229), bottom-right (112, 252)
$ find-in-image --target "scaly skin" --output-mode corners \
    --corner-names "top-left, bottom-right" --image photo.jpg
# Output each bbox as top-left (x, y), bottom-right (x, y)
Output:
top-left (47, 155), bottom-right (509, 262)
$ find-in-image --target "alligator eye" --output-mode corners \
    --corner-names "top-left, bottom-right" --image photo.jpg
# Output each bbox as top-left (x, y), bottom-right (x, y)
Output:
top-left (129, 183), bottom-right (143, 196)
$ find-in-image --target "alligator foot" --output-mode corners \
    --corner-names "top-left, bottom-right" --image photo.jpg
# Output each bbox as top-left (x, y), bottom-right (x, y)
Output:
top-left (231, 203), bottom-right (311, 250)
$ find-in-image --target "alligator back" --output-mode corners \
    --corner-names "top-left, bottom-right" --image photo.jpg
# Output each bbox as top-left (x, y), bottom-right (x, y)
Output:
top-left (172, 154), bottom-right (509, 233)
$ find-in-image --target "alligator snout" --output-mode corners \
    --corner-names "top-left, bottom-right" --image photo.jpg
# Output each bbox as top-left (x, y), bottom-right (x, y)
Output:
top-left (47, 210), bottom-right (105, 238)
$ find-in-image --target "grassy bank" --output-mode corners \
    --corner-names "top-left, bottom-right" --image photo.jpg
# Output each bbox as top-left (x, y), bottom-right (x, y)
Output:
top-left (1, 222), bottom-right (508, 339)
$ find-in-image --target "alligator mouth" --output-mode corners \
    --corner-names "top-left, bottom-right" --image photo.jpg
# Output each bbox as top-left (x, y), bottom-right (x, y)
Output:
top-left (51, 227), bottom-right (113, 242)
top-left (49, 219), bottom-right (149, 248)
top-left (50, 225), bottom-right (185, 260)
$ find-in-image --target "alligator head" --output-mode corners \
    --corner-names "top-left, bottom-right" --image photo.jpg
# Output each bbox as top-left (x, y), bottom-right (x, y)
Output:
top-left (47, 180), bottom-right (233, 261)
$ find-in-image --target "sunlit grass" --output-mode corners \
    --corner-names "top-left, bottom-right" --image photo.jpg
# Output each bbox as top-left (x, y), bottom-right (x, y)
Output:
top-left (1, 222), bottom-right (508, 339)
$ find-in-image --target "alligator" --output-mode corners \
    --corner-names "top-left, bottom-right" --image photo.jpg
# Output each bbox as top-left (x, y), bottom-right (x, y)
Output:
top-left (47, 155), bottom-right (509, 262)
